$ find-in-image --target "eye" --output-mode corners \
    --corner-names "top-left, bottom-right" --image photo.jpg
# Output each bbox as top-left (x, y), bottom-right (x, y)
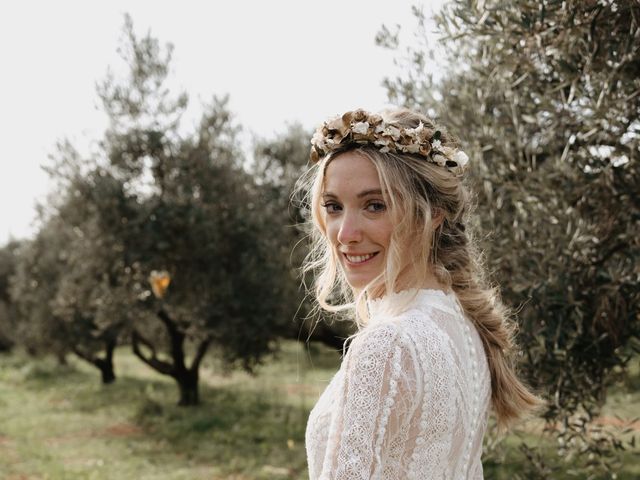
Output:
top-left (321, 202), bottom-right (342, 214)
top-left (366, 201), bottom-right (386, 213)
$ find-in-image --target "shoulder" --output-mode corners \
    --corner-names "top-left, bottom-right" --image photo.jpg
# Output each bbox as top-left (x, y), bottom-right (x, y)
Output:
top-left (354, 305), bottom-right (458, 358)
top-left (398, 308), bottom-right (461, 380)
top-left (371, 306), bottom-right (451, 346)
top-left (346, 318), bottom-right (422, 369)
top-left (347, 322), bottom-right (403, 358)
top-left (383, 307), bottom-right (458, 369)
top-left (343, 323), bottom-right (416, 390)
top-left (364, 304), bottom-right (449, 337)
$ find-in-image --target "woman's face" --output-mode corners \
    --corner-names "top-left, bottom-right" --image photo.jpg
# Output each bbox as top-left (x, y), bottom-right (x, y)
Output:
top-left (321, 151), bottom-right (393, 291)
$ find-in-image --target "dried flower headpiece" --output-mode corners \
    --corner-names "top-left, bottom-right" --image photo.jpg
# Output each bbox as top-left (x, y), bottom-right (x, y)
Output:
top-left (310, 109), bottom-right (469, 176)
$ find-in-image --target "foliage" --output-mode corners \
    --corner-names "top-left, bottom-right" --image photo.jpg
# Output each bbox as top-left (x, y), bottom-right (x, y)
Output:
top-left (251, 124), bottom-right (357, 350)
top-left (9, 217), bottom-right (76, 363)
top-left (8, 15), bottom-right (299, 399)
top-left (9, 142), bottom-right (138, 381)
top-left (0, 240), bottom-right (21, 351)
top-left (97, 18), bottom-right (294, 382)
top-left (378, 0), bottom-right (640, 475)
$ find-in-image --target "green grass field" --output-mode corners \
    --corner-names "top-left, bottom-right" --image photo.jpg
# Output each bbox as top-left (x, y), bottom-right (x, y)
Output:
top-left (0, 341), bottom-right (638, 479)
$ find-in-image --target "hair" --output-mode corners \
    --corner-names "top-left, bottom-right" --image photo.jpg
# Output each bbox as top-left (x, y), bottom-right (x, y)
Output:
top-left (296, 107), bottom-right (543, 429)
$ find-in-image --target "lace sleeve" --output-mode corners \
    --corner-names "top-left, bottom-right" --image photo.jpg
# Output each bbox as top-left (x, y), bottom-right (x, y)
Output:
top-left (319, 323), bottom-right (416, 480)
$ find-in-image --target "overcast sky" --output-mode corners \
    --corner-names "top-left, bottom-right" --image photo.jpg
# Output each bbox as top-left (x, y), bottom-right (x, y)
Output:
top-left (0, 0), bottom-right (445, 245)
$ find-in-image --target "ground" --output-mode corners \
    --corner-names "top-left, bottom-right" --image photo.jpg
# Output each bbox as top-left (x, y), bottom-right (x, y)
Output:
top-left (0, 341), bottom-right (638, 479)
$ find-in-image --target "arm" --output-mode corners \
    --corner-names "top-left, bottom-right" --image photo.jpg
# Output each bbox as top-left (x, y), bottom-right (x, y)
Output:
top-left (319, 324), bottom-right (416, 479)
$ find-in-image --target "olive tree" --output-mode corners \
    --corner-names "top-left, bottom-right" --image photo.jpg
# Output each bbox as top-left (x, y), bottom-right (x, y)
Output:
top-left (251, 124), bottom-right (357, 351)
top-left (378, 0), bottom-right (639, 475)
top-left (0, 240), bottom-right (21, 352)
top-left (91, 15), bottom-right (295, 404)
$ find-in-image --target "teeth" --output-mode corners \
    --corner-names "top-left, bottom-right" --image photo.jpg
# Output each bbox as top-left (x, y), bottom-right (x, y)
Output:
top-left (346, 253), bottom-right (375, 263)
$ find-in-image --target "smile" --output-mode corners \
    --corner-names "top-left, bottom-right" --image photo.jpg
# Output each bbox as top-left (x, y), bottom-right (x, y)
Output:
top-left (343, 252), bottom-right (379, 265)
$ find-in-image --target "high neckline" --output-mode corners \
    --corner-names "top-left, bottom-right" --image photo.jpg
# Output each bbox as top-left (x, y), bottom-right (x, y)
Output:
top-left (366, 288), bottom-right (459, 324)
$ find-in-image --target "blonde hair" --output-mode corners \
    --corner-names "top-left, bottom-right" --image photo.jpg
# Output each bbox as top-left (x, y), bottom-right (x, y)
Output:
top-left (297, 107), bottom-right (543, 429)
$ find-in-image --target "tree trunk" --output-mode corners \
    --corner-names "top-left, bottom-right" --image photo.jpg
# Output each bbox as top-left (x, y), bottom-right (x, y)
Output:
top-left (176, 369), bottom-right (199, 406)
top-left (56, 351), bottom-right (68, 366)
top-left (0, 333), bottom-right (13, 352)
top-left (132, 309), bottom-right (211, 406)
top-left (73, 338), bottom-right (117, 385)
top-left (96, 338), bottom-right (117, 385)
top-left (98, 362), bottom-right (116, 384)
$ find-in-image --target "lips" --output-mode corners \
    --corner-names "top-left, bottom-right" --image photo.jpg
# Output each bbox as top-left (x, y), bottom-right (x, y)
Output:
top-left (343, 252), bottom-right (379, 265)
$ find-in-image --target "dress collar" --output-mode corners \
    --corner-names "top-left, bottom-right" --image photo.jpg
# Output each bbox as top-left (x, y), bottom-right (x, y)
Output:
top-left (366, 288), bottom-right (460, 324)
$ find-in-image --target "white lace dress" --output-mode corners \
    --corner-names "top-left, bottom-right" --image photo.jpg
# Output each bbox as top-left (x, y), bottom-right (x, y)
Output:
top-left (305, 289), bottom-right (491, 479)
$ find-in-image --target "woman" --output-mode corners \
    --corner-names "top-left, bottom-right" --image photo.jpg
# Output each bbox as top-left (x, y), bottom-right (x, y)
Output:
top-left (300, 108), bottom-right (541, 479)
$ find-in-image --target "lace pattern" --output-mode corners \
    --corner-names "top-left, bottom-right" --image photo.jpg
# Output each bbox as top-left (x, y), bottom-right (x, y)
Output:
top-left (305, 289), bottom-right (491, 479)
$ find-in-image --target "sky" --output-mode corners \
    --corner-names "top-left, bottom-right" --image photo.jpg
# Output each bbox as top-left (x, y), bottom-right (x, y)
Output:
top-left (0, 0), bottom-right (445, 246)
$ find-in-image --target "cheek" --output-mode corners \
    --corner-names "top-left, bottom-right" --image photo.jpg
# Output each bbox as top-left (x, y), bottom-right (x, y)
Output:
top-left (377, 220), bottom-right (395, 249)
top-left (325, 219), bottom-right (339, 246)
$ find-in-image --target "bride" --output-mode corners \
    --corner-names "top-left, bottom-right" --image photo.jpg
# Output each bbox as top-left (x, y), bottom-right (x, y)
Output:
top-left (298, 108), bottom-right (541, 479)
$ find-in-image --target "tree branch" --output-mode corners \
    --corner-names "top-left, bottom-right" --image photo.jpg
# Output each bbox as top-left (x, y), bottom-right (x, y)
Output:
top-left (71, 345), bottom-right (96, 365)
top-left (157, 308), bottom-right (187, 371)
top-left (131, 329), bottom-right (174, 376)
top-left (190, 336), bottom-right (212, 372)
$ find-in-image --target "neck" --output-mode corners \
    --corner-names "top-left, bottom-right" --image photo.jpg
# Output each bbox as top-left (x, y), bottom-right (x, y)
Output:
top-left (397, 264), bottom-right (447, 293)
top-left (361, 269), bottom-right (447, 301)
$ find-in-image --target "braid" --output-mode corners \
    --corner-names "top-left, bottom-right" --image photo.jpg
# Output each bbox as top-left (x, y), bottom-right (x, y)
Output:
top-left (436, 210), bottom-right (542, 428)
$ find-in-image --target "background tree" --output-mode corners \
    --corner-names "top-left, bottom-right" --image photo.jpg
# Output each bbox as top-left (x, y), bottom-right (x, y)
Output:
top-left (0, 240), bottom-right (21, 352)
top-left (378, 0), bottom-right (639, 475)
top-left (251, 124), bottom-right (356, 352)
top-left (8, 159), bottom-right (134, 383)
top-left (9, 216), bottom-right (74, 364)
top-left (7, 15), bottom-right (300, 402)
top-left (50, 165), bottom-right (137, 384)
top-left (89, 15), bottom-right (296, 405)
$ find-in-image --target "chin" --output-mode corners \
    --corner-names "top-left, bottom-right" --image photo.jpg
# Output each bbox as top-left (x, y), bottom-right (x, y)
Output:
top-left (344, 272), bottom-right (381, 291)
top-left (340, 272), bottom-right (364, 289)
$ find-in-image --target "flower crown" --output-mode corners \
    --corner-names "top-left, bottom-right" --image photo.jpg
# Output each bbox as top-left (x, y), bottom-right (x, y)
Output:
top-left (310, 109), bottom-right (469, 176)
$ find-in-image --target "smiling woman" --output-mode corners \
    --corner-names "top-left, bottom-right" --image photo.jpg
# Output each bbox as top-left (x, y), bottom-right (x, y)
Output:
top-left (321, 152), bottom-right (395, 291)
top-left (296, 107), bottom-right (543, 479)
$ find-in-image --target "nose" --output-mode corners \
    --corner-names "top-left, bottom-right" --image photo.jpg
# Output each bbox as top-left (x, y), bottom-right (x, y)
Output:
top-left (336, 210), bottom-right (362, 245)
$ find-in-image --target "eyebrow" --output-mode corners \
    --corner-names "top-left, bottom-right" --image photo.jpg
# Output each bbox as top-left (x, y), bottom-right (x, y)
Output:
top-left (322, 189), bottom-right (383, 199)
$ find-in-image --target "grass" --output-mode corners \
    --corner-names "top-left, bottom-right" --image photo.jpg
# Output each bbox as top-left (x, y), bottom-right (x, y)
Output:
top-left (0, 341), bottom-right (337, 480)
top-left (0, 341), bottom-right (638, 479)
